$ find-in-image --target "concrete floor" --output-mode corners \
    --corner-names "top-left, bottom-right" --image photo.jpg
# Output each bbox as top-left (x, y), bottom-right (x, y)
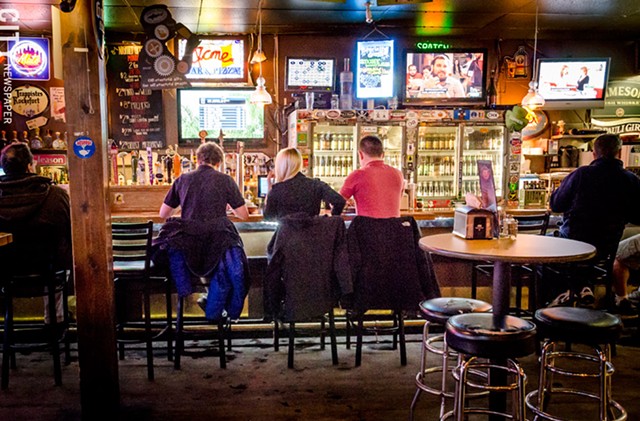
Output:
top-left (1, 326), bottom-right (639, 421)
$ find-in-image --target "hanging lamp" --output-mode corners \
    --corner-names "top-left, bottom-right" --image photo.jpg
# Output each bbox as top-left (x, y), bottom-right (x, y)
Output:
top-left (250, 0), bottom-right (272, 105)
top-left (521, 0), bottom-right (545, 110)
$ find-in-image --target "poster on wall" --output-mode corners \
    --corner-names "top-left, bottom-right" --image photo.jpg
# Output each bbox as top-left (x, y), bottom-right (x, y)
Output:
top-left (177, 38), bottom-right (247, 82)
top-left (107, 44), bottom-right (165, 149)
top-left (10, 85), bottom-right (49, 117)
top-left (8, 38), bottom-right (50, 81)
top-left (356, 39), bottom-right (394, 99)
top-left (50, 87), bottom-right (66, 122)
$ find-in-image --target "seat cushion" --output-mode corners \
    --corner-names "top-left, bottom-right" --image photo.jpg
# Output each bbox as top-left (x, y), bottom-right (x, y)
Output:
top-left (534, 307), bottom-right (622, 345)
top-left (419, 297), bottom-right (492, 325)
top-left (445, 313), bottom-right (537, 359)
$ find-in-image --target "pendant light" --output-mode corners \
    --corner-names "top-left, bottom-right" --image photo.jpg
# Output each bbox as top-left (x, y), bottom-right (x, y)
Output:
top-left (521, 0), bottom-right (545, 110)
top-left (250, 0), bottom-right (266, 64)
top-left (250, 0), bottom-right (272, 105)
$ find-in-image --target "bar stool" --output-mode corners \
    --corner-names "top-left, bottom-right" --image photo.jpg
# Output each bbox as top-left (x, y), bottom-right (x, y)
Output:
top-left (410, 297), bottom-right (492, 420)
top-left (525, 307), bottom-right (627, 421)
top-left (443, 313), bottom-right (537, 421)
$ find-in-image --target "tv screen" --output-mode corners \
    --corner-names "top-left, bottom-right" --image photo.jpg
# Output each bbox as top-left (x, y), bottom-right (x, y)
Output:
top-left (177, 37), bottom-right (247, 82)
top-left (356, 39), bottom-right (395, 99)
top-left (177, 88), bottom-right (265, 144)
top-left (285, 57), bottom-right (336, 92)
top-left (535, 57), bottom-right (610, 109)
top-left (403, 49), bottom-right (487, 106)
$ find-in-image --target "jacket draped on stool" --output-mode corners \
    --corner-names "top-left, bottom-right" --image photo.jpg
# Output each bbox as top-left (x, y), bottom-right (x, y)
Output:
top-left (152, 217), bottom-right (250, 320)
top-left (264, 214), bottom-right (352, 322)
top-left (347, 216), bottom-right (441, 313)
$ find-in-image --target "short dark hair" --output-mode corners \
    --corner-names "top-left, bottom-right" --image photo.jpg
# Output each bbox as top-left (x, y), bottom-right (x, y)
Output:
top-left (196, 141), bottom-right (224, 166)
top-left (359, 135), bottom-right (384, 158)
top-left (1, 143), bottom-right (33, 175)
top-left (593, 134), bottom-right (621, 159)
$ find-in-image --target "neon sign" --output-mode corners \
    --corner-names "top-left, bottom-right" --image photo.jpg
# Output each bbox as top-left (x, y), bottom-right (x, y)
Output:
top-left (178, 38), bottom-right (246, 81)
top-left (8, 38), bottom-right (50, 81)
top-left (415, 41), bottom-right (452, 50)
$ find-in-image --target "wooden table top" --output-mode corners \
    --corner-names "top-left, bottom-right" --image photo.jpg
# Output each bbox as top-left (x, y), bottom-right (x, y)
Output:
top-left (0, 232), bottom-right (13, 247)
top-left (419, 233), bottom-right (596, 264)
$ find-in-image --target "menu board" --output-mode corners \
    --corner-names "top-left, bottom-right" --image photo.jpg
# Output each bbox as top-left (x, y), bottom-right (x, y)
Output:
top-left (107, 44), bottom-right (165, 149)
top-left (356, 39), bottom-right (394, 99)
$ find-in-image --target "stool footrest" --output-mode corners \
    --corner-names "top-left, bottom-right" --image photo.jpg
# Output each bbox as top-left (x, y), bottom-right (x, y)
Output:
top-left (526, 389), bottom-right (627, 421)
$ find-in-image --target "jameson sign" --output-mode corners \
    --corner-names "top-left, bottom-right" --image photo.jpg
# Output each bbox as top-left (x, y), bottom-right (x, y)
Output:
top-left (592, 78), bottom-right (640, 118)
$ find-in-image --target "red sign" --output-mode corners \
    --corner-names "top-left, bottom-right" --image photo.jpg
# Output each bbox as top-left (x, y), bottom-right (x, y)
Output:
top-left (34, 154), bottom-right (67, 166)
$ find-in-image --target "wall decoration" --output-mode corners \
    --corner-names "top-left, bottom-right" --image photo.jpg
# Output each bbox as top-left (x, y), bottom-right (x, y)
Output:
top-left (50, 87), bottom-right (66, 122)
top-left (8, 38), bottom-right (50, 81)
top-left (10, 84), bottom-right (50, 117)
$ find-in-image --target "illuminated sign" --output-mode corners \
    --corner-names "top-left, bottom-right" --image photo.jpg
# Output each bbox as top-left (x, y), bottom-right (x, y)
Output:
top-left (8, 38), bottom-right (50, 81)
top-left (415, 41), bottom-right (452, 50)
top-left (178, 38), bottom-right (246, 81)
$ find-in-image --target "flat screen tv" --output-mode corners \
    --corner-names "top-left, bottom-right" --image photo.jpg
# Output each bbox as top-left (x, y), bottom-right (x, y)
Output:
top-left (356, 39), bottom-right (395, 99)
top-left (285, 57), bottom-right (336, 92)
top-left (535, 57), bottom-right (611, 109)
top-left (403, 49), bottom-right (487, 106)
top-left (177, 88), bottom-right (265, 144)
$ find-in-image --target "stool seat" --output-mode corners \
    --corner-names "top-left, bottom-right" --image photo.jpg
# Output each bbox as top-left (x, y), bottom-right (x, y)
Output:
top-left (446, 313), bottom-right (537, 359)
top-left (534, 307), bottom-right (622, 345)
top-left (419, 298), bottom-right (492, 325)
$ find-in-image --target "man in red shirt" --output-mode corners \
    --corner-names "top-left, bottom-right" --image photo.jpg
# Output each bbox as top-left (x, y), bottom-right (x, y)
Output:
top-left (340, 135), bottom-right (404, 218)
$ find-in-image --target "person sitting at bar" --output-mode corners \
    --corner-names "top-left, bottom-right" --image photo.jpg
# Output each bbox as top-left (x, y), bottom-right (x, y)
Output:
top-left (339, 135), bottom-right (404, 218)
top-left (0, 143), bottom-right (72, 324)
top-left (263, 147), bottom-right (345, 221)
top-left (548, 133), bottom-right (640, 308)
top-left (155, 142), bottom-right (249, 319)
top-left (612, 233), bottom-right (640, 314)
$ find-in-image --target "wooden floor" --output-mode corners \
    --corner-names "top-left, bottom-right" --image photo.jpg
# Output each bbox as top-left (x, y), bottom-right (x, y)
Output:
top-left (1, 329), bottom-right (639, 421)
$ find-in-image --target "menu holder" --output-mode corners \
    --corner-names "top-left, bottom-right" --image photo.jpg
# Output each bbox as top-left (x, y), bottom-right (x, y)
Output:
top-left (453, 206), bottom-right (494, 240)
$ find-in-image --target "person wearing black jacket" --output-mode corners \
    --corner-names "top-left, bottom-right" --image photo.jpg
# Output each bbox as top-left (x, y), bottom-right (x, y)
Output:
top-left (0, 143), bottom-right (71, 322)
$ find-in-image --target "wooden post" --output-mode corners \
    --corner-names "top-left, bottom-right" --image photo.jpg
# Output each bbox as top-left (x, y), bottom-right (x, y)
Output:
top-left (60, 2), bottom-right (119, 417)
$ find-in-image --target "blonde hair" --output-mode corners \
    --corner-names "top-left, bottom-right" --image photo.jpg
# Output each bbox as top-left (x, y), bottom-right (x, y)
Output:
top-left (274, 148), bottom-right (302, 183)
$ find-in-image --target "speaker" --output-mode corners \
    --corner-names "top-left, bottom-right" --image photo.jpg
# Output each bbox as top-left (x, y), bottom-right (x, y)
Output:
top-left (60, 0), bottom-right (77, 13)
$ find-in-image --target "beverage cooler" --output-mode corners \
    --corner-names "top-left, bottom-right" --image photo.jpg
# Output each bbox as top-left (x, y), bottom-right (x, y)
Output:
top-left (288, 109), bottom-right (405, 190)
top-left (407, 109), bottom-right (506, 209)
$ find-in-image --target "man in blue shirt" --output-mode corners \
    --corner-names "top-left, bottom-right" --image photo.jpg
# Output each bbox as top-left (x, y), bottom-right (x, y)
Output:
top-left (549, 134), bottom-right (640, 309)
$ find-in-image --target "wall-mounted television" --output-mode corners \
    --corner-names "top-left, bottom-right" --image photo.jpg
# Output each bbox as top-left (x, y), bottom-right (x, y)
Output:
top-left (285, 57), bottom-right (336, 92)
top-left (535, 57), bottom-right (611, 110)
top-left (356, 39), bottom-right (395, 99)
top-left (177, 37), bottom-right (247, 82)
top-left (403, 49), bottom-right (487, 106)
top-left (177, 88), bottom-right (265, 145)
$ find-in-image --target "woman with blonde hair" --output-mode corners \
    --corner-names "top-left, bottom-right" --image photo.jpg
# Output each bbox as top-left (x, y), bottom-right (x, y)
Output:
top-left (264, 147), bottom-right (345, 220)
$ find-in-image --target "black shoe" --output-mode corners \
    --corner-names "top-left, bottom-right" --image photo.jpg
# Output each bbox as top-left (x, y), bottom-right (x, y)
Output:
top-left (614, 298), bottom-right (638, 316)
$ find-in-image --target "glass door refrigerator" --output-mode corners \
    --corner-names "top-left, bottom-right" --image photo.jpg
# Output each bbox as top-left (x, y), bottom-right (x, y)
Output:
top-left (288, 110), bottom-right (357, 190)
top-left (407, 109), bottom-right (506, 209)
top-left (358, 121), bottom-right (404, 173)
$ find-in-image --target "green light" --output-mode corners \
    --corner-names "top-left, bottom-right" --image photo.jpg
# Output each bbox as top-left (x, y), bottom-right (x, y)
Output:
top-left (415, 41), bottom-right (452, 50)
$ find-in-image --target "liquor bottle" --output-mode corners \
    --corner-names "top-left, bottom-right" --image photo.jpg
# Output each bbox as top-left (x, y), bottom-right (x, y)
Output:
top-left (43, 129), bottom-right (53, 149)
top-left (0, 130), bottom-right (7, 148)
top-left (339, 58), bottom-right (353, 110)
top-left (30, 128), bottom-right (43, 150)
top-left (487, 69), bottom-right (497, 109)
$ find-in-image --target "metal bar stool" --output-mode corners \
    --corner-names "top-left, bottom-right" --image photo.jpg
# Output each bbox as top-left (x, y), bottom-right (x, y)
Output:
top-left (410, 297), bottom-right (492, 420)
top-left (525, 307), bottom-right (627, 421)
top-left (442, 313), bottom-right (537, 421)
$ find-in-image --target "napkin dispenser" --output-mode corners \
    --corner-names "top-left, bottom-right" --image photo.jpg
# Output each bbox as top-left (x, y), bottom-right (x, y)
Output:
top-left (453, 206), bottom-right (494, 239)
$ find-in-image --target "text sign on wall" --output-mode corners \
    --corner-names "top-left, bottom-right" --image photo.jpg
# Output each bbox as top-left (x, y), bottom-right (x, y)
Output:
top-left (178, 38), bottom-right (246, 81)
top-left (107, 44), bottom-right (165, 149)
top-left (592, 77), bottom-right (640, 119)
top-left (8, 38), bottom-right (50, 81)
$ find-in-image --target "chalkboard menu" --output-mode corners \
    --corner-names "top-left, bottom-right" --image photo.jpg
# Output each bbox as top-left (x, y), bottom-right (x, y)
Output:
top-left (107, 44), bottom-right (165, 149)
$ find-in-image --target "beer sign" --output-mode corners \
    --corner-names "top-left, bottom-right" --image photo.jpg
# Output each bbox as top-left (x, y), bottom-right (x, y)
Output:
top-left (178, 38), bottom-right (247, 82)
top-left (8, 38), bottom-right (50, 81)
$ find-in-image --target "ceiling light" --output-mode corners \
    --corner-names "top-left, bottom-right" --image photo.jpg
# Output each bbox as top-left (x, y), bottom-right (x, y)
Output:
top-left (251, 0), bottom-right (267, 63)
top-left (365, 1), bottom-right (374, 24)
top-left (521, 0), bottom-right (545, 110)
top-left (251, 49), bottom-right (266, 64)
top-left (250, 75), bottom-right (272, 105)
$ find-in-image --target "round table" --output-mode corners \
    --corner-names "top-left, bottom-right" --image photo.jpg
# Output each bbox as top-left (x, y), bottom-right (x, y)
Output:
top-left (419, 233), bottom-right (596, 329)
